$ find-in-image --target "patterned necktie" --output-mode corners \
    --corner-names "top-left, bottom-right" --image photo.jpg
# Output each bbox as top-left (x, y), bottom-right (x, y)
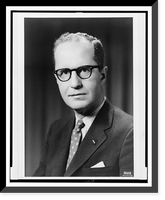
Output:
top-left (66, 119), bottom-right (85, 169)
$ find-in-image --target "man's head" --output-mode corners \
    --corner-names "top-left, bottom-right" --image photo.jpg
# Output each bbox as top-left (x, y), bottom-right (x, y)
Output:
top-left (53, 32), bottom-right (107, 116)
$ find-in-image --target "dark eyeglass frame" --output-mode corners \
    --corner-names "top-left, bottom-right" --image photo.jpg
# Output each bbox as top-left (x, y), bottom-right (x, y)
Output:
top-left (53, 65), bottom-right (101, 82)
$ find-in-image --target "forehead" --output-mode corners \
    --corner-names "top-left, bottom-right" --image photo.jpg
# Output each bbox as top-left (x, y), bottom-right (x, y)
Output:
top-left (54, 41), bottom-right (95, 68)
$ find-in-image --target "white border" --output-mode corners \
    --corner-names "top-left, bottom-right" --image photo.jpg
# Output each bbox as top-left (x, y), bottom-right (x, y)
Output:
top-left (6, 6), bottom-right (152, 188)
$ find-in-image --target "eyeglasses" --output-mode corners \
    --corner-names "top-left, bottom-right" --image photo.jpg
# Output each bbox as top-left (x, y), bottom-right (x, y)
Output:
top-left (53, 65), bottom-right (101, 82)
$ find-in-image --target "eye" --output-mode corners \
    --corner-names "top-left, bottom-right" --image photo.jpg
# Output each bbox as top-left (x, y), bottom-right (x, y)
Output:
top-left (79, 67), bottom-right (90, 73)
top-left (63, 70), bottom-right (69, 75)
top-left (82, 68), bottom-right (88, 72)
top-left (58, 69), bottom-right (70, 76)
top-left (78, 66), bottom-right (91, 79)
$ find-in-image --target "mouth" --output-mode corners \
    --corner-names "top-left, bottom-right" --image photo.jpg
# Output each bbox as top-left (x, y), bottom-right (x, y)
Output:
top-left (68, 93), bottom-right (86, 97)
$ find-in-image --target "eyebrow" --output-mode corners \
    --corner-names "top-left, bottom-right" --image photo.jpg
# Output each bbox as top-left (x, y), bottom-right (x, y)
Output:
top-left (56, 65), bottom-right (99, 71)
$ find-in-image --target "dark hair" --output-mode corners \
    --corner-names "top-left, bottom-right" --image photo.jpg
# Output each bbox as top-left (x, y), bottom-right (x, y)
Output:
top-left (53, 32), bottom-right (105, 68)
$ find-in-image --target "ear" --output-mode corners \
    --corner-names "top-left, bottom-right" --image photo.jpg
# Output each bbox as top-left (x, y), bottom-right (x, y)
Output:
top-left (53, 71), bottom-right (59, 84)
top-left (100, 66), bottom-right (108, 83)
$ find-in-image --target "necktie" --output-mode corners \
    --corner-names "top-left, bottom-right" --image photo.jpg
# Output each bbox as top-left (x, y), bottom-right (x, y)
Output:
top-left (66, 119), bottom-right (85, 169)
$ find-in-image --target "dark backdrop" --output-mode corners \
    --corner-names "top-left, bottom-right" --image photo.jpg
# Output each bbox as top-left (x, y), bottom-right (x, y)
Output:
top-left (25, 18), bottom-right (133, 176)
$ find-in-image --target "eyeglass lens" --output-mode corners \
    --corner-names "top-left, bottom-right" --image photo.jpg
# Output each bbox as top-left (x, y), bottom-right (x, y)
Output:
top-left (56, 66), bottom-right (95, 81)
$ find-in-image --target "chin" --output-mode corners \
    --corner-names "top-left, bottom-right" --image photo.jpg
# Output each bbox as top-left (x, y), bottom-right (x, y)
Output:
top-left (67, 100), bottom-right (90, 112)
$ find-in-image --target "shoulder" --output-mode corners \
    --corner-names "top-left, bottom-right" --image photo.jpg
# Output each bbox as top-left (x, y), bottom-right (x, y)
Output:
top-left (49, 116), bottom-right (74, 132)
top-left (44, 116), bottom-right (75, 147)
top-left (103, 99), bottom-right (133, 131)
top-left (112, 106), bottom-right (133, 136)
top-left (113, 104), bottom-right (133, 125)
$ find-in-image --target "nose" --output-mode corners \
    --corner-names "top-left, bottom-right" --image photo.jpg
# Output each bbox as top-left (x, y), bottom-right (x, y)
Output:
top-left (70, 71), bottom-right (82, 89)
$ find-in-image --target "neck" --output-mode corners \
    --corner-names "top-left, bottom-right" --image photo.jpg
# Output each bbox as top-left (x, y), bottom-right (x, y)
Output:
top-left (74, 112), bottom-right (85, 120)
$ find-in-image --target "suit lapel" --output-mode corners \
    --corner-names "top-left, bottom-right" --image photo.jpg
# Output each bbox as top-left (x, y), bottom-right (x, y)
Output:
top-left (51, 116), bottom-right (75, 176)
top-left (64, 126), bottom-right (107, 176)
top-left (64, 100), bottom-right (114, 176)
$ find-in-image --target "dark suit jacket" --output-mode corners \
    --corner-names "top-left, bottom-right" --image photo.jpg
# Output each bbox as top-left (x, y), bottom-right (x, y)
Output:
top-left (34, 100), bottom-right (133, 177)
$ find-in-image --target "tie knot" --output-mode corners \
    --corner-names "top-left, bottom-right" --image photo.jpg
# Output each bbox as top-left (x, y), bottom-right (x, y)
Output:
top-left (74, 119), bottom-right (85, 132)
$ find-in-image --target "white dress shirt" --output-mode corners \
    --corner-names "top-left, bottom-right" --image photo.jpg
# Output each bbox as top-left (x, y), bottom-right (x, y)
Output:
top-left (75, 97), bottom-right (106, 140)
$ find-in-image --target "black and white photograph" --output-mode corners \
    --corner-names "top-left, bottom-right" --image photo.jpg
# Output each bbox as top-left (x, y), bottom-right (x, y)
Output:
top-left (4, 4), bottom-right (158, 193)
top-left (25, 18), bottom-right (133, 177)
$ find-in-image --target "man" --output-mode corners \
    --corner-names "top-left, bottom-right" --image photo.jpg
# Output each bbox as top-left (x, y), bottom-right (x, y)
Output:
top-left (34, 32), bottom-right (133, 177)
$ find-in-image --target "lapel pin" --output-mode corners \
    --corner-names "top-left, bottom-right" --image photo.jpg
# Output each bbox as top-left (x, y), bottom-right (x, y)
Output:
top-left (92, 140), bottom-right (96, 145)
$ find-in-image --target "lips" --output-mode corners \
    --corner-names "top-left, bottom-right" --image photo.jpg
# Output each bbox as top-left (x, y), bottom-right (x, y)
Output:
top-left (69, 93), bottom-right (86, 97)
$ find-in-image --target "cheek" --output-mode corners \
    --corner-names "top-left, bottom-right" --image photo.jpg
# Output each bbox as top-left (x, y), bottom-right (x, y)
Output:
top-left (57, 82), bottom-right (68, 99)
top-left (84, 78), bottom-right (102, 97)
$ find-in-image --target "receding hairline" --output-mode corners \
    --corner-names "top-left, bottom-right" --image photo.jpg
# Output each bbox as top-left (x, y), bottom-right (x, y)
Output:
top-left (54, 32), bottom-right (99, 53)
top-left (53, 32), bottom-right (105, 68)
top-left (54, 39), bottom-right (95, 57)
